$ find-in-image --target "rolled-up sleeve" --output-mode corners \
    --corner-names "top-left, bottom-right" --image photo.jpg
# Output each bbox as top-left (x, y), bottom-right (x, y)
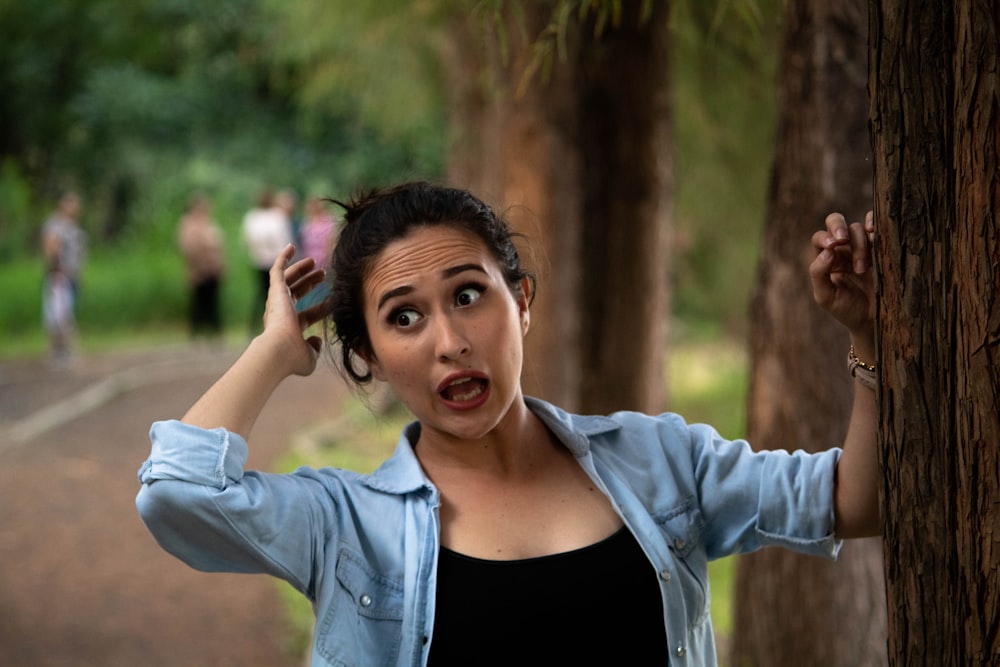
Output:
top-left (138, 420), bottom-right (247, 489)
top-left (687, 421), bottom-right (842, 561)
top-left (753, 447), bottom-right (841, 558)
top-left (135, 420), bottom-right (329, 595)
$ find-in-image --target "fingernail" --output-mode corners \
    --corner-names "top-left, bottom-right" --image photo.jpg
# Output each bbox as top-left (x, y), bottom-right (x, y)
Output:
top-left (855, 259), bottom-right (867, 273)
top-left (835, 228), bottom-right (849, 240)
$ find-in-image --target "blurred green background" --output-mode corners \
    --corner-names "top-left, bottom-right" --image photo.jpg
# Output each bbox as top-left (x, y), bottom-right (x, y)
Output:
top-left (0, 0), bottom-right (777, 357)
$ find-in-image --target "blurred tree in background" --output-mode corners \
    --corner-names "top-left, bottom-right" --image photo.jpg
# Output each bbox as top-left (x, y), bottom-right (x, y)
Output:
top-left (732, 1), bottom-right (888, 665)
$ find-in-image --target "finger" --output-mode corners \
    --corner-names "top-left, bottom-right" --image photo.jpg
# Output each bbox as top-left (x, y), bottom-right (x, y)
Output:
top-left (812, 229), bottom-right (838, 253)
top-left (848, 221), bottom-right (869, 274)
top-left (267, 245), bottom-right (297, 294)
top-left (283, 256), bottom-right (318, 286)
top-left (825, 212), bottom-right (850, 242)
top-left (290, 270), bottom-right (326, 302)
top-left (811, 229), bottom-right (853, 276)
top-left (865, 210), bottom-right (875, 244)
top-left (304, 335), bottom-right (323, 355)
top-left (809, 245), bottom-right (838, 308)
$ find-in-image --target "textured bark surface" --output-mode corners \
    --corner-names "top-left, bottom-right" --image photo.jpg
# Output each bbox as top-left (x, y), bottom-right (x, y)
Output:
top-left (731, 2), bottom-right (888, 666)
top-left (870, 2), bottom-right (1000, 664)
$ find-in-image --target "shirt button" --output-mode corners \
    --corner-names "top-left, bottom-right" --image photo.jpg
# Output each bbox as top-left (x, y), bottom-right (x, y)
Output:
top-left (676, 645), bottom-right (687, 657)
top-left (674, 538), bottom-right (686, 550)
top-left (359, 594), bottom-right (373, 607)
top-left (659, 570), bottom-right (672, 583)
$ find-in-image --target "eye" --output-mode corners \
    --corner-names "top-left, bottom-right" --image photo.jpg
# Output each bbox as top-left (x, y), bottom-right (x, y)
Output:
top-left (456, 285), bottom-right (484, 307)
top-left (390, 308), bottom-right (423, 328)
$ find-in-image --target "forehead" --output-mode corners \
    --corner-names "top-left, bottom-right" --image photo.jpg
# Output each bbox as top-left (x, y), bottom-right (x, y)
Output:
top-left (364, 225), bottom-right (497, 303)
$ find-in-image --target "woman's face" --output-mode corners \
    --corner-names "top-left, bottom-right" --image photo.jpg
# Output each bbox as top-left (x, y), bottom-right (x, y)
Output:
top-left (362, 225), bottom-right (530, 444)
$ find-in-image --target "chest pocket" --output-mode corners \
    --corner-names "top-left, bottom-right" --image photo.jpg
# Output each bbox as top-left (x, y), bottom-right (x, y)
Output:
top-left (654, 497), bottom-right (710, 626)
top-left (316, 547), bottom-right (405, 666)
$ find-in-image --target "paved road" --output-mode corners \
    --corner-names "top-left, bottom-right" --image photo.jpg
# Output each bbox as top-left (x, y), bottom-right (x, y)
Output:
top-left (0, 343), bottom-right (349, 667)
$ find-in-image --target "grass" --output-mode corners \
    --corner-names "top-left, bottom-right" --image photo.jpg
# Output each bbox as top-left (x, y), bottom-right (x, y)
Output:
top-left (0, 244), bottom-right (260, 361)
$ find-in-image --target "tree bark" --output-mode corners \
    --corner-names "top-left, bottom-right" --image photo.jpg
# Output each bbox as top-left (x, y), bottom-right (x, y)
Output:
top-left (442, 1), bottom-right (672, 414)
top-left (574, 0), bottom-right (673, 414)
top-left (870, 2), bottom-right (1000, 664)
top-left (442, 3), bottom-right (584, 409)
top-left (731, 2), bottom-right (888, 666)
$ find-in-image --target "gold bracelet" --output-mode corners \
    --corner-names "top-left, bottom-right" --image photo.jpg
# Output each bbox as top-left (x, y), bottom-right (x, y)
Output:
top-left (847, 345), bottom-right (877, 390)
top-left (848, 344), bottom-right (876, 371)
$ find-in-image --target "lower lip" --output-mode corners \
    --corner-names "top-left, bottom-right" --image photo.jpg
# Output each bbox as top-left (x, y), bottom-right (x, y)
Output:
top-left (439, 382), bottom-right (490, 411)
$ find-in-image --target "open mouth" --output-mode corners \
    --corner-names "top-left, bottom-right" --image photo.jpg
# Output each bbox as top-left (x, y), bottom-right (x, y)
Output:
top-left (440, 376), bottom-right (488, 402)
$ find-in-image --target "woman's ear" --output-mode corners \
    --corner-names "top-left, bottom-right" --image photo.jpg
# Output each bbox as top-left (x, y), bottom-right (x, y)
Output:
top-left (358, 346), bottom-right (386, 381)
top-left (369, 361), bottom-right (386, 382)
top-left (517, 277), bottom-right (531, 336)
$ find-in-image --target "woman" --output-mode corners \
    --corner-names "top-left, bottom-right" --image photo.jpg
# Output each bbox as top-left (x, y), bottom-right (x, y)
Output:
top-left (137, 182), bottom-right (878, 666)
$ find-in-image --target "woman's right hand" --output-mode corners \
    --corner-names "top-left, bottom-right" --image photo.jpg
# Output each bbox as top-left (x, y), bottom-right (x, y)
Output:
top-left (262, 244), bottom-right (329, 378)
top-left (181, 244), bottom-right (329, 435)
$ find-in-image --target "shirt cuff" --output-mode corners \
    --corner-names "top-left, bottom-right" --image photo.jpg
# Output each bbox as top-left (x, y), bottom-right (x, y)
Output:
top-left (138, 420), bottom-right (248, 489)
top-left (755, 448), bottom-right (843, 560)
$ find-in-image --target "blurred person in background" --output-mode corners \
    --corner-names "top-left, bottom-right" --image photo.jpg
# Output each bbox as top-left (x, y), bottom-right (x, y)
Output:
top-left (241, 187), bottom-right (293, 333)
top-left (177, 193), bottom-right (226, 340)
top-left (275, 188), bottom-right (300, 238)
top-left (299, 196), bottom-right (337, 269)
top-left (41, 191), bottom-right (86, 363)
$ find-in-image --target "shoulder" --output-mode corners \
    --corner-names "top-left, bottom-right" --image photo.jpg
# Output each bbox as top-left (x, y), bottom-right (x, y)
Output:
top-left (526, 396), bottom-right (695, 456)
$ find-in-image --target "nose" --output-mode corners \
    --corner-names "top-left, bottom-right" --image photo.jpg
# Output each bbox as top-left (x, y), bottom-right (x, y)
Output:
top-left (434, 314), bottom-right (470, 361)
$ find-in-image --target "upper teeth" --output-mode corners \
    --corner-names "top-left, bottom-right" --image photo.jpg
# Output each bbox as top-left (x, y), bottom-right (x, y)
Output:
top-left (449, 378), bottom-right (472, 387)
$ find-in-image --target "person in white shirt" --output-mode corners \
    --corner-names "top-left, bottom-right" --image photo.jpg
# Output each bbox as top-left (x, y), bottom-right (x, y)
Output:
top-left (241, 188), bottom-right (293, 332)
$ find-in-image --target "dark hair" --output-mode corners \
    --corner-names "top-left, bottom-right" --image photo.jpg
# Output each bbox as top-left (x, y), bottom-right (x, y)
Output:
top-left (323, 181), bottom-right (536, 385)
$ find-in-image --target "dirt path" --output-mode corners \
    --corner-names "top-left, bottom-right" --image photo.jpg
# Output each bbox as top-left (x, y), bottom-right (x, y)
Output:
top-left (0, 344), bottom-right (349, 667)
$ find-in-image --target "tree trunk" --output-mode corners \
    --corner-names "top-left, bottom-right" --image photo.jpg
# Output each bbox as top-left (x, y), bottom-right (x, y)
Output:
top-left (442, 3), bottom-right (584, 410)
top-left (442, 1), bottom-right (672, 414)
top-left (731, 2), bottom-right (888, 666)
top-left (574, 0), bottom-right (672, 414)
top-left (870, 2), bottom-right (1000, 664)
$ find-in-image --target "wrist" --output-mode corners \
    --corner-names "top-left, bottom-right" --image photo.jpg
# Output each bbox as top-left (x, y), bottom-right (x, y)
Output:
top-left (847, 343), bottom-right (877, 391)
top-left (246, 332), bottom-right (299, 380)
top-left (848, 326), bottom-right (876, 355)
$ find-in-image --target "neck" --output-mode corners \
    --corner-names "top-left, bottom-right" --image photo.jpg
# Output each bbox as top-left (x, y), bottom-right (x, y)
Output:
top-left (415, 395), bottom-right (555, 479)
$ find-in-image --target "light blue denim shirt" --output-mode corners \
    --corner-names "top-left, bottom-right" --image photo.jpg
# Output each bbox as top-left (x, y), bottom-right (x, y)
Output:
top-left (137, 396), bottom-right (841, 666)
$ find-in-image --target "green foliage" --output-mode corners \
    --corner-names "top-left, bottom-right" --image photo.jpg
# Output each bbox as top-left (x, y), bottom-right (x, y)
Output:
top-left (0, 0), bottom-right (446, 258)
top-left (0, 160), bottom-right (37, 257)
top-left (260, 0), bottom-right (448, 147)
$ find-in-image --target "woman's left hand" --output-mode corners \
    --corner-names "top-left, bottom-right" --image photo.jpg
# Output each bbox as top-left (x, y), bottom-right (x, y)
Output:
top-left (809, 211), bottom-right (875, 338)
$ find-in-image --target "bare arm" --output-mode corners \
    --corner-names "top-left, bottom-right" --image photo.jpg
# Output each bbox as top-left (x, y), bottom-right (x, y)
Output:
top-left (809, 211), bottom-right (879, 538)
top-left (181, 244), bottom-right (327, 437)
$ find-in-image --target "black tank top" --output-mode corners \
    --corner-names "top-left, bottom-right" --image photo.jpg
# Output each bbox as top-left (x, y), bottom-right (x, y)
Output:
top-left (428, 526), bottom-right (669, 666)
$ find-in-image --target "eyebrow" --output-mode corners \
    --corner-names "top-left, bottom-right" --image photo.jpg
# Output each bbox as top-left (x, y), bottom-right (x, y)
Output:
top-left (376, 263), bottom-right (489, 311)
